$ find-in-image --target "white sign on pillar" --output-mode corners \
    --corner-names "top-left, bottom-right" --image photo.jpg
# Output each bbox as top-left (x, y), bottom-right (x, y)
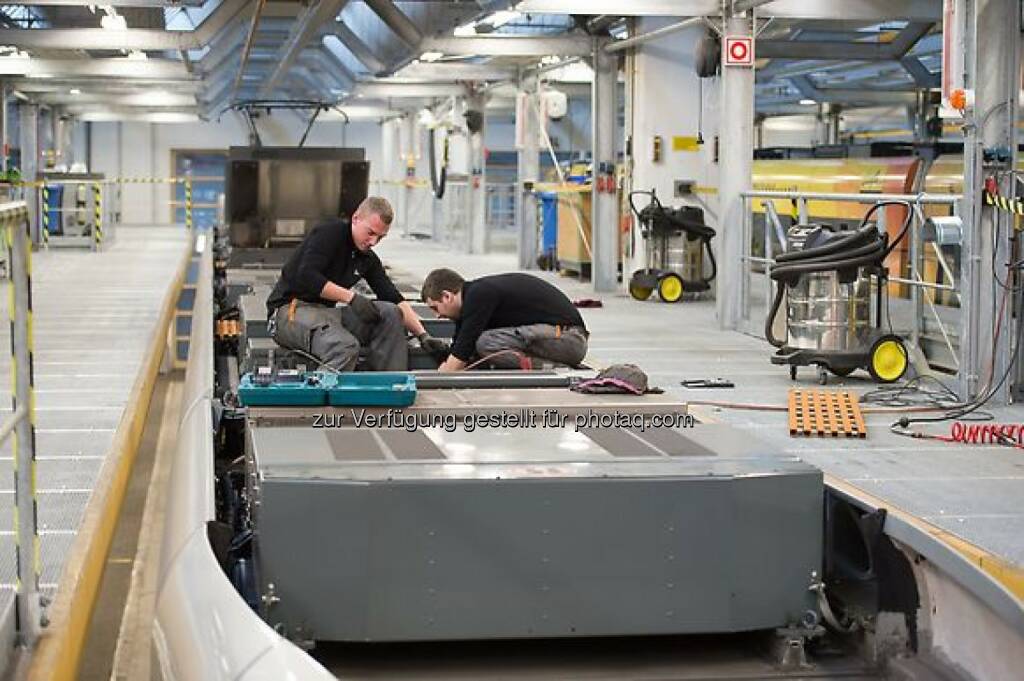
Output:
top-left (724, 36), bottom-right (754, 67)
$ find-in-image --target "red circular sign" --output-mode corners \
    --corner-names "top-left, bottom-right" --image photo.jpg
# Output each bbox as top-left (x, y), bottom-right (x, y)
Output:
top-left (729, 41), bottom-right (748, 61)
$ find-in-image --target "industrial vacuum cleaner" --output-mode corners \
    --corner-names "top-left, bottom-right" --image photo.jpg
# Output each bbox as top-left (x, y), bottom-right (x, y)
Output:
top-left (766, 201), bottom-right (911, 385)
top-left (628, 190), bottom-right (717, 303)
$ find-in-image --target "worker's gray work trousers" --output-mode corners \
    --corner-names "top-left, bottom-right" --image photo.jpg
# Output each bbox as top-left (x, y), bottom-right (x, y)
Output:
top-left (270, 300), bottom-right (408, 371)
top-left (475, 324), bottom-right (588, 369)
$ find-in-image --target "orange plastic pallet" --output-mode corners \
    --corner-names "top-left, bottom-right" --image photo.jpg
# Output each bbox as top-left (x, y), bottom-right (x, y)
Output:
top-left (788, 389), bottom-right (866, 438)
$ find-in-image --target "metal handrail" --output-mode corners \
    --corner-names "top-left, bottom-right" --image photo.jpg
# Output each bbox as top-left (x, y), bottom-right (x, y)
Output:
top-left (0, 200), bottom-right (43, 650)
top-left (739, 190), bottom-right (964, 375)
top-left (742, 189), bottom-right (962, 204)
top-left (0, 405), bottom-right (27, 445)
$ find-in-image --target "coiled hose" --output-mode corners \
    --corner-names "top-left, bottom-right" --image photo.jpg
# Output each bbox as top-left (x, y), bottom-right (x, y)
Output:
top-left (765, 201), bottom-right (913, 348)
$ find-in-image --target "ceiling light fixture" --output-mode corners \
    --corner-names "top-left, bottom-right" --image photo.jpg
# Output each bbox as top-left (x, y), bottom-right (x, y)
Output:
top-left (100, 11), bottom-right (127, 31)
top-left (799, 98), bottom-right (817, 105)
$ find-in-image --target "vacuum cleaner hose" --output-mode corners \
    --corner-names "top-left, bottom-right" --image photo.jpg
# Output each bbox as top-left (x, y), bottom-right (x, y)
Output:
top-left (429, 127), bottom-right (447, 200)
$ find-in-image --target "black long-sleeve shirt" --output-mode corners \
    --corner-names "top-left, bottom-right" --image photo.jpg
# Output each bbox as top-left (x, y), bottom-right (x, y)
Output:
top-left (266, 219), bottom-right (404, 316)
top-left (451, 273), bottom-right (586, 361)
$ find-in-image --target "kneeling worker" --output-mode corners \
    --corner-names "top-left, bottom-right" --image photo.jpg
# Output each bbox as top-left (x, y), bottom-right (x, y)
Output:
top-left (266, 197), bottom-right (448, 371)
top-left (420, 268), bottom-right (589, 372)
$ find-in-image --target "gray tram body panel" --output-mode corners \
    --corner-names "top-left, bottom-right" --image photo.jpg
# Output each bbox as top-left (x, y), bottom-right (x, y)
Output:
top-left (248, 423), bottom-right (823, 643)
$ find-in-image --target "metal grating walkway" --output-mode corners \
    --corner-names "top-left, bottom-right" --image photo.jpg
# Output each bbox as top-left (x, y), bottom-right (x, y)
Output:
top-left (0, 226), bottom-right (187, 632)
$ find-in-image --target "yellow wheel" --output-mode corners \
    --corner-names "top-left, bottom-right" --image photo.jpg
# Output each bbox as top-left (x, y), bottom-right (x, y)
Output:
top-left (658, 273), bottom-right (684, 303)
top-left (629, 282), bottom-right (653, 301)
top-left (868, 335), bottom-right (908, 383)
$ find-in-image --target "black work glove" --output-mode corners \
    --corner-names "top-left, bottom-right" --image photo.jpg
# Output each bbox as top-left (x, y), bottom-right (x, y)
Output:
top-left (348, 293), bottom-right (382, 325)
top-left (417, 332), bottom-right (451, 361)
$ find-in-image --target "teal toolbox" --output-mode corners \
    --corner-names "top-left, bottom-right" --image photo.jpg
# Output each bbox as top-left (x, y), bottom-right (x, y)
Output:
top-left (238, 371), bottom-right (417, 407)
top-left (328, 372), bottom-right (417, 407)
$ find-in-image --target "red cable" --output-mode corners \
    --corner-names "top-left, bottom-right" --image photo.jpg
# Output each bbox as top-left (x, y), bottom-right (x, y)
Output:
top-left (946, 422), bottom-right (1024, 449)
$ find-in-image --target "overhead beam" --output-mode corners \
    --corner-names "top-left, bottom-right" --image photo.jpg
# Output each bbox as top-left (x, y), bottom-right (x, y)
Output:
top-left (0, 0), bottom-right (249, 51)
top-left (787, 76), bottom-right (917, 105)
top-left (354, 82), bottom-right (468, 98)
top-left (391, 62), bottom-right (517, 81)
top-left (69, 105), bottom-right (197, 114)
top-left (317, 45), bottom-right (357, 88)
top-left (13, 79), bottom-right (202, 93)
top-left (517, 0), bottom-right (941, 21)
top-left (301, 51), bottom-right (354, 93)
top-left (899, 56), bottom-right (940, 88)
top-left (758, 47), bottom-right (940, 81)
top-left (759, 23), bottom-right (933, 60)
top-left (363, 0), bottom-right (421, 47)
top-left (34, 92), bottom-right (196, 106)
top-left (232, 0), bottom-right (269, 102)
top-left (13, 1), bottom-right (201, 5)
top-left (418, 36), bottom-right (593, 58)
top-left (334, 20), bottom-right (387, 76)
top-left (262, 0), bottom-right (350, 95)
top-left (0, 57), bottom-right (193, 80)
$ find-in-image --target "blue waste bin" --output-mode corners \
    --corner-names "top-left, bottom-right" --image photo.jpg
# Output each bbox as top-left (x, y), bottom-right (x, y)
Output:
top-left (539, 191), bottom-right (557, 260)
top-left (45, 184), bottom-right (62, 234)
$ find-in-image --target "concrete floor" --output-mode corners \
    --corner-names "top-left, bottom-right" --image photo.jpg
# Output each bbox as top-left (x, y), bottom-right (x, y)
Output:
top-left (376, 236), bottom-right (1024, 573)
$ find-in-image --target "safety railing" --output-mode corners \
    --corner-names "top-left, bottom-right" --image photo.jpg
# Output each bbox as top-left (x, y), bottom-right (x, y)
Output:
top-left (0, 202), bottom-right (44, 656)
top-left (486, 182), bottom-right (517, 232)
top-left (369, 177), bottom-right (515, 251)
top-left (21, 176), bottom-right (194, 251)
top-left (739, 190), bottom-right (965, 374)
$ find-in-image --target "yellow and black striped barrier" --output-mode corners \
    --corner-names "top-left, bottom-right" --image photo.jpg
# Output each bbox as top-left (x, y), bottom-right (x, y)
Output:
top-left (22, 176), bottom-right (196, 246)
top-left (0, 201), bottom-right (43, 649)
top-left (184, 178), bottom-right (193, 230)
top-left (92, 183), bottom-right (103, 249)
top-left (984, 190), bottom-right (1024, 217)
top-left (40, 186), bottom-right (49, 250)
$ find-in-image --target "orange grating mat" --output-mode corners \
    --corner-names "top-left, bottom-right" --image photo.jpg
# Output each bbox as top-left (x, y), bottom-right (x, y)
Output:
top-left (788, 389), bottom-right (866, 438)
top-left (215, 319), bottom-right (240, 339)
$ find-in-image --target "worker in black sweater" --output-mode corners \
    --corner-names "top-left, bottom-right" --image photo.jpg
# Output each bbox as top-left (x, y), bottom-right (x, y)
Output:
top-left (266, 197), bottom-right (448, 371)
top-left (420, 268), bottom-right (589, 372)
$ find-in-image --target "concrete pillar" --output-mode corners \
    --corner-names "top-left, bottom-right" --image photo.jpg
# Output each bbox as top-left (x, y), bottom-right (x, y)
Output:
top-left (716, 14), bottom-right (754, 329)
top-left (0, 81), bottom-right (7, 176)
top-left (401, 114), bottom-right (415, 237)
top-left (959, 0), bottom-right (1020, 402)
top-left (591, 39), bottom-right (618, 293)
top-left (826, 105), bottom-right (841, 145)
top-left (380, 118), bottom-right (398, 208)
top-left (19, 103), bottom-right (39, 244)
top-left (465, 92), bottom-right (487, 254)
top-left (516, 73), bottom-right (540, 270)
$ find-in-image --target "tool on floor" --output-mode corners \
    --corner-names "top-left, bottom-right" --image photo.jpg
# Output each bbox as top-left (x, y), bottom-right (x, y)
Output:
top-left (788, 389), bottom-right (866, 438)
top-left (766, 201), bottom-right (912, 385)
top-left (680, 378), bottom-right (735, 388)
top-left (627, 189), bottom-right (716, 303)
